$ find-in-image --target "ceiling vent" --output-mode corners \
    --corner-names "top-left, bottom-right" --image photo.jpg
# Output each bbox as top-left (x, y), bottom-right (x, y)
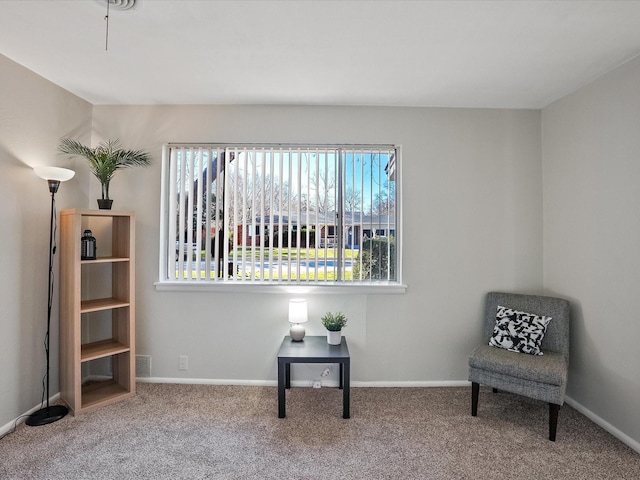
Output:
top-left (95, 0), bottom-right (137, 10)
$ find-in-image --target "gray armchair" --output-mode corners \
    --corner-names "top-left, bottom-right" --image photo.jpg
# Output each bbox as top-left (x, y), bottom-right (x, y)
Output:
top-left (468, 292), bottom-right (570, 441)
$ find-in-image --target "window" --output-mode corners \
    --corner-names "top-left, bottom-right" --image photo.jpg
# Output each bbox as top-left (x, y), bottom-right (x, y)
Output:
top-left (159, 144), bottom-right (401, 289)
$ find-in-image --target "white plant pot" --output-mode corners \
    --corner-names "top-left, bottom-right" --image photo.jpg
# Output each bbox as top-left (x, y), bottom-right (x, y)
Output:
top-left (327, 330), bottom-right (342, 345)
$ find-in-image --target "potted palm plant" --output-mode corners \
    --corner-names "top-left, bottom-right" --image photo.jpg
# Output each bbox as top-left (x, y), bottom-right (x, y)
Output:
top-left (58, 138), bottom-right (151, 209)
top-left (321, 312), bottom-right (347, 345)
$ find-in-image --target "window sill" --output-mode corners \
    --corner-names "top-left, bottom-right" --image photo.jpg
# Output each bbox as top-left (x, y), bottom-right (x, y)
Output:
top-left (154, 281), bottom-right (407, 294)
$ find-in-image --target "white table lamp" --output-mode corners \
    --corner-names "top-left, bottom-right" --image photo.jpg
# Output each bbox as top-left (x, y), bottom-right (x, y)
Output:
top-left (288, 298), bottom-right (308, 342)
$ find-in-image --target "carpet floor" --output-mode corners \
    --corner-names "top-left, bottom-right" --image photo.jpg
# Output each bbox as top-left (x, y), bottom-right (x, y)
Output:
top-left (1, 384), bottom-right (639, 479)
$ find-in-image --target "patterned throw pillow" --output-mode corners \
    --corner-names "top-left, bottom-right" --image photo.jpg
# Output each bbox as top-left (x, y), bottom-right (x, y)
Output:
top-left (489, 305), bottom-right (552, 355)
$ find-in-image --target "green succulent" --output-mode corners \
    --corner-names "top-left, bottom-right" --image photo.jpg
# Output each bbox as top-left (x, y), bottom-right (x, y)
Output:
top-left (58, 138), bottom-right (151, 200)
top-left (321, 312), bottom-right (347, 331)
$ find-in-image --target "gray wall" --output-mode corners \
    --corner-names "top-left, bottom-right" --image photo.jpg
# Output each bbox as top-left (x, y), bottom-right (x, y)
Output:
top-left (0, 54), bottom-right (91, 429)
top-left (542, 55), bottom-right (640, 444)
top-left (91, 104), bottom-right (543, 384)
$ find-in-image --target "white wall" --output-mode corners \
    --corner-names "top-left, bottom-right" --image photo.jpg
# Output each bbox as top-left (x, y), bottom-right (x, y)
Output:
top-left (0, 54), bottom-right (91, 428)
top-left (542, 56), bottom-right (640, 444)
top-left (91, 105), bottom-right (543, 384)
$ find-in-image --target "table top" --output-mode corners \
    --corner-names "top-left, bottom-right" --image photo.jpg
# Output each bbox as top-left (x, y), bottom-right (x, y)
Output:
top-left (277, 335), bottom-right (350, 360)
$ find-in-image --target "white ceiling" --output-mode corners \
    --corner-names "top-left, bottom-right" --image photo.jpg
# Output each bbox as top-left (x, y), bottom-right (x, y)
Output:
top-left (2, 0), bottom-right (640, 109)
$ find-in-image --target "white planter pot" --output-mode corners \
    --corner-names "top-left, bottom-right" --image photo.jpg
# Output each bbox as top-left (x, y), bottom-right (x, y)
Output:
top-left (327, 330), bottom-right (342, 345)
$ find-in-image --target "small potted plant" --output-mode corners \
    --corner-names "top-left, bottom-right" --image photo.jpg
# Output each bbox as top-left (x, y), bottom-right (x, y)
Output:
top-left (321, 312), bottom-right (347, 345)
top-left (58, 138), bottom-right (151, 209)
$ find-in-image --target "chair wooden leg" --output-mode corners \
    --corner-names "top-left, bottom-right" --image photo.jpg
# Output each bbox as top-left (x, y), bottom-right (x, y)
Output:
top-left (549, 403), bottom-right (560, 441)
top-left (471, 382), bottom-right (479, 416)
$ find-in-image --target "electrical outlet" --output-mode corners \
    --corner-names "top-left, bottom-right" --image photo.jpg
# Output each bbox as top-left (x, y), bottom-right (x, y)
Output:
top-left (179, 355), bottom-right (188, 370)
top-left (313, 380), bottom-right (322, 388)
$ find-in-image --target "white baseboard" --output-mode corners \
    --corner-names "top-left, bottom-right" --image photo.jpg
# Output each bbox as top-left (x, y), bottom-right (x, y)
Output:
top-left (136, 377), bottom-right (470, 388)
top-left (137, 377), bottom-right (278, 386)
top-left (351, 380), bottom-right (471, 387)
top-left (565, 395), bottom-right (640, 454)
top-left (0, 393), bottom-right (61, 438)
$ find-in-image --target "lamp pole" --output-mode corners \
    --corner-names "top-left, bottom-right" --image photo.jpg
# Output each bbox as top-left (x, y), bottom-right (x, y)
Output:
top-left (27, 171), bottom-right (73, 426)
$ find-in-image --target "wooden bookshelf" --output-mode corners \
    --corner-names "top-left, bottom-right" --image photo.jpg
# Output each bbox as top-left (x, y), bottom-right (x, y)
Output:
top-left (60, 209), bottom-right (136, 415)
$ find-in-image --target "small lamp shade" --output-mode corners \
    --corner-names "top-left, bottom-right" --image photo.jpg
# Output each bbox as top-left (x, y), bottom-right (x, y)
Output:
top-left (288, 298), bottom-right (308, 341)
top-left (34, 166), bottom-right (75, 182)
top-left (34, 166), bottom-right (75, 194)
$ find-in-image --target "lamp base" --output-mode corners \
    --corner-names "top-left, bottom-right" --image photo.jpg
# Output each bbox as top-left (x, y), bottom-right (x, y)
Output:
top-left (26, 405), bottom-right (69, 426)
top-left (290, 323), bottom-right (306, 341)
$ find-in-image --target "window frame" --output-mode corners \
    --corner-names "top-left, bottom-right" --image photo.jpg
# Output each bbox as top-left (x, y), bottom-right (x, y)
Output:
top-left (156, 143), bottom-right (406, 294)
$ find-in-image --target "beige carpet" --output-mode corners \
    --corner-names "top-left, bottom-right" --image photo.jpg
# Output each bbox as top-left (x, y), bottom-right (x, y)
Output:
top-left (1, 384), bottom-right (639, 479)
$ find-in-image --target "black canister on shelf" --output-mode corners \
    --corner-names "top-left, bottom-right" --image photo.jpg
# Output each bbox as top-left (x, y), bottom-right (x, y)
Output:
top-left (81, 229), bottom-right (97, 260)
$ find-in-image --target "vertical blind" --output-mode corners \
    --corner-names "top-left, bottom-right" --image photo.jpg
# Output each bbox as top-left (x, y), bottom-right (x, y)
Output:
top-left (163, 144), bottom-right (398, 285)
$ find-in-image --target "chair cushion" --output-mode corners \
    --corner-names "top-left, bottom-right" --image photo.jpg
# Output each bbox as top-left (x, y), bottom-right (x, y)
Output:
top-left (469, 344), bottom-right (567, 386)
top-left (488, 305), bottom-right (551, 355)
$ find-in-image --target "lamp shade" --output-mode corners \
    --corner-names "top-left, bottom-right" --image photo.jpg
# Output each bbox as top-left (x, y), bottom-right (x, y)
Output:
top-left (34, 166), bottom-right (75, 182)
top-left (288, 298), bottom-right (308, 324)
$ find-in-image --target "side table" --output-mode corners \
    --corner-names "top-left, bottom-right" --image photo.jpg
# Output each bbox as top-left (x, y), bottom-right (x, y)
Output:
top-left (277, 335), bottom-right (350, 419)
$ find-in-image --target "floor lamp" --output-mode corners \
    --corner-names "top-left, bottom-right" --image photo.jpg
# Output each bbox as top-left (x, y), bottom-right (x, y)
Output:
top-left (27, 166), bottom-right (75, 426)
